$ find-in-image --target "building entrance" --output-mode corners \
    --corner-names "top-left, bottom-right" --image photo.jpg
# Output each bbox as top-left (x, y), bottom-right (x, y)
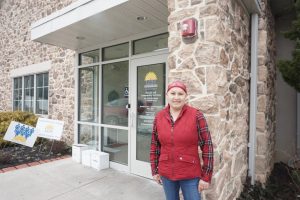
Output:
top-left (77, 34), bottom-right (168, 178)
top-left (129, 54), bottom-right (167, 178)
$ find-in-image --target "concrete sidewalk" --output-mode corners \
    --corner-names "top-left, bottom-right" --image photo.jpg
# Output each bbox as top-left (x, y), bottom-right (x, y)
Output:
top-left (0, 158), bottom-right (165, 200)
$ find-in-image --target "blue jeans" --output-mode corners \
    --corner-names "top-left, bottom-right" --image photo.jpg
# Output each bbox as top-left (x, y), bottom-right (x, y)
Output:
top-left (161, 176), bottom-right (201, 200)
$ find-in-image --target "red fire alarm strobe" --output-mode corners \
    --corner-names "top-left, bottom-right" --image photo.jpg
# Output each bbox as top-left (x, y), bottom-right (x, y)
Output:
top-left (181, 18), bottom-right (197, 38)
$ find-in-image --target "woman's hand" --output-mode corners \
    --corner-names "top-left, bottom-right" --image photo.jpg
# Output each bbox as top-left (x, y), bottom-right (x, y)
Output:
top-left (153, 174), bottom-right (162, 185)
top-left (198, 179), bottom-right (210, 192)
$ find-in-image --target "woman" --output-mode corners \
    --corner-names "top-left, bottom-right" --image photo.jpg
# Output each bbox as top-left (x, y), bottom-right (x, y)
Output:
top-left (150, 80), bottom-right (214, 200)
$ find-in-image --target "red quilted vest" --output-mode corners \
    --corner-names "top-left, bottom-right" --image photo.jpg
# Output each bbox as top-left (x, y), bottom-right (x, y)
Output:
top-left (156, 105), bottom-right (201, 180)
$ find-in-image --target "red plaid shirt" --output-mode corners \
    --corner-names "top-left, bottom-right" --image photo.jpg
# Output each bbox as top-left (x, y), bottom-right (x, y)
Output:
top-left (150, 109), bottom-right (214, 182)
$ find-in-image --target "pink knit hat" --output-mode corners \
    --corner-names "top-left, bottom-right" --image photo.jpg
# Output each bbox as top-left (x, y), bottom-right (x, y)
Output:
top-left (167, 80), bottom-right (187, 93)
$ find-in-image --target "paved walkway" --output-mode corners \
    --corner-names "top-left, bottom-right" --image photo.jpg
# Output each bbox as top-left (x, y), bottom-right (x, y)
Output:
top-left (0, 158), bottom-right (165, 200)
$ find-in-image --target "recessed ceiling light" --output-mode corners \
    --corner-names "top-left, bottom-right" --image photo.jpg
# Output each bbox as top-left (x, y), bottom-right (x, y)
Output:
top-left (137, 16), bottom-right (147, 21)
top-left (76, 36), bottom-right (85, 40)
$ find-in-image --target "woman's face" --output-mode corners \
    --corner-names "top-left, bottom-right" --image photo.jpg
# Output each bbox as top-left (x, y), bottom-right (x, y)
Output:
top-left (166, 87), bottom-right (187, 111)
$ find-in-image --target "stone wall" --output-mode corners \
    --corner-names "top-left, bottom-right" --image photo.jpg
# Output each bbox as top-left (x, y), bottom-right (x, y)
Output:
top-left (168, 0), bottom-right (250, 199)
top-left (255, 0), bottom-right (276, 183)
top-left (0, 0), bottom-right (76, 144)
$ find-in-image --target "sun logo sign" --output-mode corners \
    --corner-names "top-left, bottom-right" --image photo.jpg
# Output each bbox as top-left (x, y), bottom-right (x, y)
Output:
top-left (144, 71), bottom-right (158, 92)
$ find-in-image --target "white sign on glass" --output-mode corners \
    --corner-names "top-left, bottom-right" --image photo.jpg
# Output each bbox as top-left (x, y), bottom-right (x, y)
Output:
top-left (4, 121), bottom-right (37, 147)
top-left (36, 118), bottom-right (64, 140)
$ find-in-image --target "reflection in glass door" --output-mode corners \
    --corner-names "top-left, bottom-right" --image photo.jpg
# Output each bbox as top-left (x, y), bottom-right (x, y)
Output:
top-left (130, 54), bottom-right (167, 178)
top-left (101, 61), bottom-right (129, 165)
top-left (136, 64), bottom-right (165, 162)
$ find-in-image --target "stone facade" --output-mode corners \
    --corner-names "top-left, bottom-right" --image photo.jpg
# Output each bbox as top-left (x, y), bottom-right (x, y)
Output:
top-left (255, 0), bottom-right (276, 183)
top-left (168, 0), bottom-right (250, 199)
top-left (0, 0), bottom-right (76, 144)
top-left (0, 0), bottom-right (278, 199)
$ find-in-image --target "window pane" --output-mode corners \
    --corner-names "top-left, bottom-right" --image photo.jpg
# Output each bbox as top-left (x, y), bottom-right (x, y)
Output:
top-left (24, 75), bottom-right (34, 112)
top-left (36, 100), bottom-right (48, 115)
top-left (102, 61), bottom-right (128, 126)
top-left (78, 124), bottom-right (99, 150)
top-left (14, 79), bottom-right (18, 88)
top-left (24, 100), bottom-right (33, 112)
top-left (24, 89), bottom-right (33, 101)
top-left (43, 87), bottom-right (48, 100)
top-left (25, 89), bottom-right (29, 96)
top-left (78, 66), bottom-right (99, 122)
top-left (36, 88), bottom-right (43, 99)
top-left (13, 77), bottom-right (22, 111)
top-left (18, 78), bottom-right (22, 88)
top-left (31, 88), bottom-right (34, 98)
top-left (37, 74), bottom-right (43, 87)
top-left (133, 33), bottom-right (168, 55)
top-left (36, 73), bottom-right (49, 115)
top-left (102, 43), bottom-right (129, 61)
top-left (43, 100), bottom-right (48, 115)
top-left (79, 50), bottom-right (99, 65)
top-left (136, 63), bottom-right (166, 162)
top-left (14, 77), bottom-right (22, 89)
top-left (13, 101), bottom-right (22, 111)
top-left (44, 73), bottom-right (49, 86)
top-left (101, 127), bottom-right (128, 165)
top-left (14, 90), bottom-right (21, 101)
top-left (24, 75), bottom-right (34, 88)
top-left (36, 101), bottom-right (41, 113)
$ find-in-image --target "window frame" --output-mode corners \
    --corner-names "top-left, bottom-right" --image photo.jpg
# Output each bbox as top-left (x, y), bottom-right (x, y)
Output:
top-left (23, 75), bottom-right (35, 113)
top-left (75, 30), bottom-right (169, 154)
top-left (13, 77), bottom-right (23, 111)
top-left (12, 72), bottom-right (49, 115)
top-left (35, 72), bottom-right (49, 115)
top-left (10, 61), bottom-right (51, 116)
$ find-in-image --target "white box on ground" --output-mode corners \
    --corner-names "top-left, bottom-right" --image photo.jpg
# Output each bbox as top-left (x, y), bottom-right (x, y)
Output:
top-left (91, 151), bottom-right (109, 170)
top-left (82, 150), bottom-right (94, 167)
top-left (72, 144), bottom-right (89, 163)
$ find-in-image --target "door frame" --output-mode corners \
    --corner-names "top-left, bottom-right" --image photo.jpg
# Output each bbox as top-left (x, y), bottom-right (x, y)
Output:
top-left (129, 53), bottom-right (168, 178)
top-left (74, 30), bottom-right (169, 175)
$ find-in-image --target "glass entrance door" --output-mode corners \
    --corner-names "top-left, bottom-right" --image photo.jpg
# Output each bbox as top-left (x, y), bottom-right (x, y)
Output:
top-left (130, 54), bottom-right (167, 178)
top-left (101, 61), bottom-right (129, 167)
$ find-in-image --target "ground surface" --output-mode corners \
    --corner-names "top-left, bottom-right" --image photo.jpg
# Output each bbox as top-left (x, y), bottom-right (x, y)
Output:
top-left (0, 141), bottom-right (71, 169)
top-left (1, 144), bottom-right (298, 200)
top-left (238, 162), bottom-right (300, 200)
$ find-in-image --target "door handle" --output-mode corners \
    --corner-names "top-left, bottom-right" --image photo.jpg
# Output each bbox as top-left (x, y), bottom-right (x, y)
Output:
top-left (131, 111), bottom-right (135, 128)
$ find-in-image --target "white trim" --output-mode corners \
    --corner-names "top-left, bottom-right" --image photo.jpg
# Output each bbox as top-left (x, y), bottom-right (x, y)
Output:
top-left (10, 61), bottom-right (51, 78)
top-left (131, 49), bottom-right (169, 60)
top-left (101, 57), bottom-right (129, 65)
top-left (76, 121), bottom-right (102, 127)
top-left (21, 77), bottom-right (24, 111)
top-left (77, 27), bottom-right (168, 53)
top-left (74, 32), bottom-right (169, 176)
top-left (33, 74), bottom-right (37, 113)
top-left (99, 124), bottom-right (129, 130)
top-left (109, 161), bottom-right (129, 172)
top-left (31, 0), bottom-right (93, 27)
top-left (74, 53), bottom-right (79, 144)
top-left (77, 62), bottom-right (101, 69)
top-left (13, 73), bottom-right (50, 115)
top-left (11, 79), bottom-right (13, 111)
top-left (98, 53), bottom-right (102, 151)
top-left (248, 13), bottom-right (259, 185)
top-left (31, 0), bottom-right (128, 40)
top-left (129, 53), bottom-right (168, 178)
